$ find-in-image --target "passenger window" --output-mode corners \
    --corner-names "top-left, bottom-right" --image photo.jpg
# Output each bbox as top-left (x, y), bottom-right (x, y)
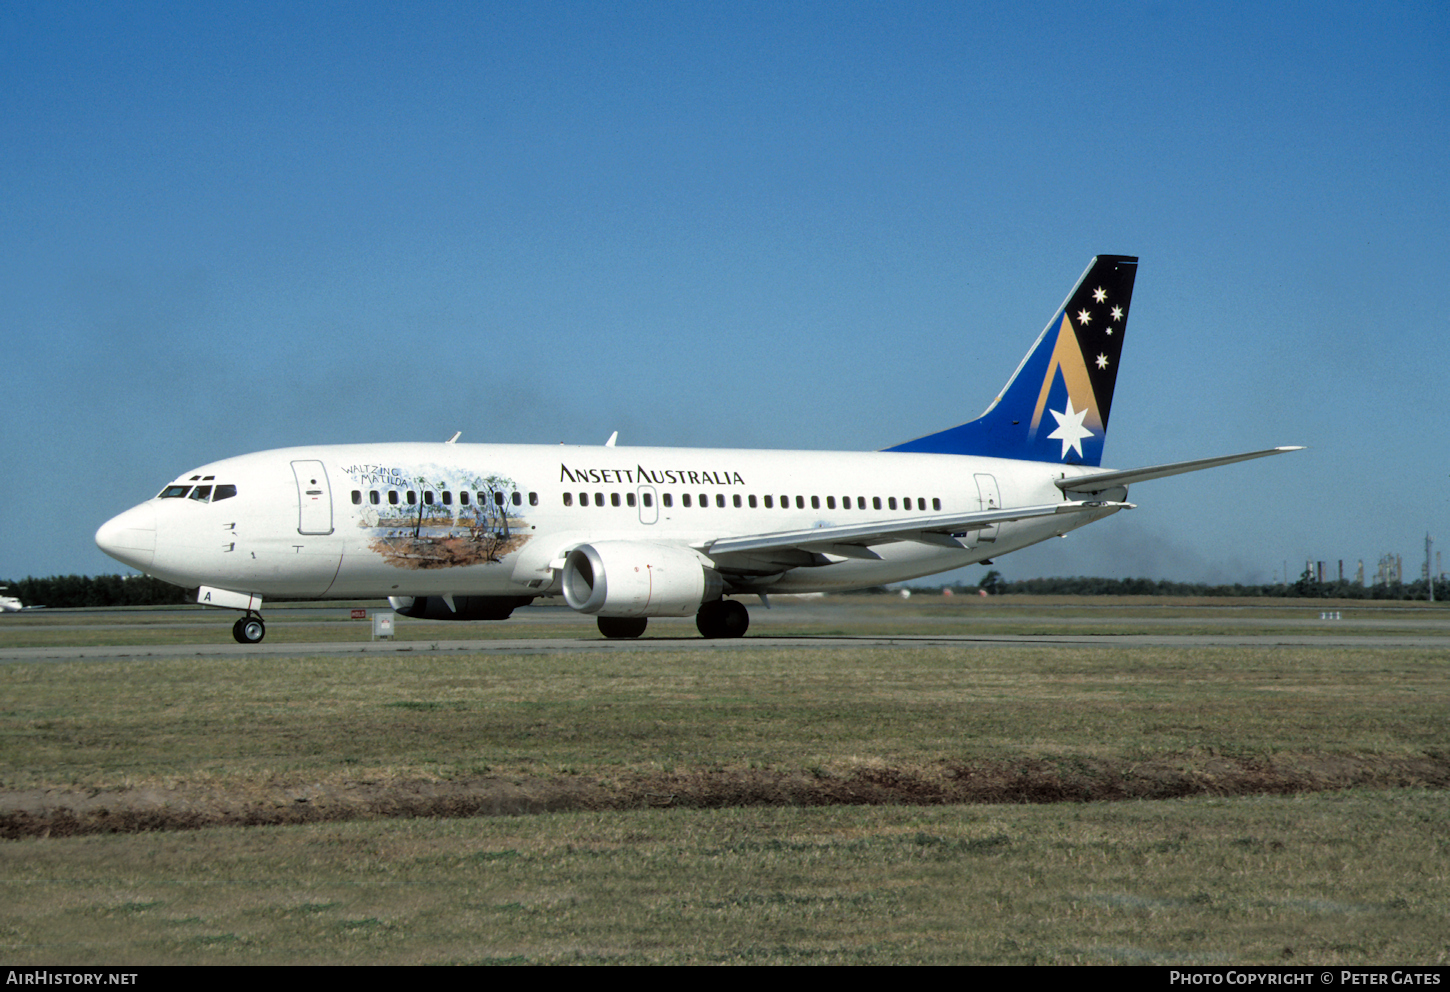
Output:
top-left (889, 497), bottom-right (898, 510)
top-left (918, 498), bottom-right (926, 511)
top-left (873, 497), bottom-right (882, 510)
top-left (715, 494), bottom-right (724, 508)
top-left (529, 492), bottom-right (538, 506)
top-left (407, 491), bottom-right (417, 505)
top-left (857, 497), bottom-right (865, 509)
top-left (442, 491), bottom-right (452, 505)
top-left (459, 491), bottom-right (470, 506)
top-left (748, 494), bottom-right (757, 508)
top-left (627, 493), bottom-right (637, 507)
top-left (932, 498), bottom-right (941, 511)
top-left (563, 492), bottom-right (574, 506)
top-left (683, 494), bottom-right (692, 508)
top-left (811, 496), bottom-right (820, 509)
top-left (369, 491), bottom-right (380, 505)
top-left (594, 493), bottom-right (604, 507)
top-left (388, 490), bottom-right (399, 505)
top-left (424, 491), bottom-right (434, 505)
top-left (213, 485), bottom-right (237, 502)
top-left (495, 492), bottom-right (506, 506)
top-left (611, 493), bottom-right (621, 507)
top-left (700, 493), bottom-right (708, 507)
top-left (643, 493), bottom-right (653, 508)
top-left (512, 492), bottom-right (522, 506)
top-left (159, 486), bottom-right (191, 499)
top-left (662, 493), bottom-right (672, 508)
top-left (764, 495), bottom-right (773, 508)
top-left (579, 492), bottom-right (588, 506)
top-left (192, 486), bottom-right (213, 502)
top-left (795, 496), bottom-right (804, 509)
top-left (350, 490), bottom-right (361, 505)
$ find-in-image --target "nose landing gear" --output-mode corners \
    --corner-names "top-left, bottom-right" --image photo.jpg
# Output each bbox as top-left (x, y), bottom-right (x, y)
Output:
top-left (232, 613), bottom-right (266, 644)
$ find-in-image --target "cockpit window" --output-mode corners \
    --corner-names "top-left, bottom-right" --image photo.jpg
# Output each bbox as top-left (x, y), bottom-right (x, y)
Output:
top-left (159, 485), bottom-right (191, 499)
top-left (213, 485), bottom-right (237, 501)
top-left (189, 486), bottom-right (213, 501)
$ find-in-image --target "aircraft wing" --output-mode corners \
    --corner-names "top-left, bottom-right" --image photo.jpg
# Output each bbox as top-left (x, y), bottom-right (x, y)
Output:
top-left (699, 499), bottom-right (1132, 564)
top-left (1055, 446), bottom-right (1304, 493)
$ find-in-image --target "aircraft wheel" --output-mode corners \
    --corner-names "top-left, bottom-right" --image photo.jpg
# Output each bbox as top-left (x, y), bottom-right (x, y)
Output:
top-left (232, 615), bottom-right (266, 644)
top-left (598, 616), bottom-right (648, 639)
top-left (718, 600), bottom-right (749, 638)
top-left (695, 601), bottom-right (721, 637)
top-left (696, 600), bottom-right (749, 639)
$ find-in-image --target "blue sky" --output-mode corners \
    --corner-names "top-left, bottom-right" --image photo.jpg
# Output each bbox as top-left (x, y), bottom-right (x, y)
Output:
top-left (4, 1), bottom-right (1447, 586)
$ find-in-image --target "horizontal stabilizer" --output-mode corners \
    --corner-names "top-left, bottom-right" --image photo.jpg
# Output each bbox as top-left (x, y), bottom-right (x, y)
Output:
top-left (1056, 446), bottom-right (1304, 493)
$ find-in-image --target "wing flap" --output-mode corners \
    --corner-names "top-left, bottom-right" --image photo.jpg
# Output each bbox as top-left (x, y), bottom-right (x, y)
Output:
top-left (700, 500), bottom-right (1131, 559)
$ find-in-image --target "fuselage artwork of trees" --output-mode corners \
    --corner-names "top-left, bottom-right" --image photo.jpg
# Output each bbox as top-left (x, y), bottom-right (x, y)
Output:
top-left (463, 473), bottom-right (521, 562)
top-left (365, 470), bottom-right (530, 570)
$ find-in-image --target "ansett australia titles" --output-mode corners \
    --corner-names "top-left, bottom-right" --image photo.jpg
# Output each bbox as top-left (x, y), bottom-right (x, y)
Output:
top-left (561, 464), bottom-right (745, 487)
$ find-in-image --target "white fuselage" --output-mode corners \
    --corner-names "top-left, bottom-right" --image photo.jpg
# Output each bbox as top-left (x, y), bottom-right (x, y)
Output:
top-left (95, 441), bottom-right (1121, 601)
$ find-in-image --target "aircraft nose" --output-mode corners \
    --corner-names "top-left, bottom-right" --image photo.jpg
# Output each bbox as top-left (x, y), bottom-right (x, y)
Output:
top-left (96, 503), bottom-right (156, 571)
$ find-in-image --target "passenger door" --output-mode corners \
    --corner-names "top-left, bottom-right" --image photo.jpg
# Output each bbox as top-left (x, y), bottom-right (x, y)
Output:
top-left (291, 460), bottom-right (334, 535)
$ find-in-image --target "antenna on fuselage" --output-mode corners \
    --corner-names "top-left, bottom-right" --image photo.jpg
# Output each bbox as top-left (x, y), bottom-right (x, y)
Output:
top-left (446, 431), bottom-right (461, 444)
top-left (605, 431), bottom-right (618, 447)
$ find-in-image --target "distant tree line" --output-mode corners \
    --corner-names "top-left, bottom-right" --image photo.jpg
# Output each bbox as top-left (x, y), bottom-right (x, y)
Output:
top-left (7, 567), bottom-right (1449, 610)
top-left (929, 569), bottom-right (1450, 601)
top-left (1, 574), bottom-right (190, 609)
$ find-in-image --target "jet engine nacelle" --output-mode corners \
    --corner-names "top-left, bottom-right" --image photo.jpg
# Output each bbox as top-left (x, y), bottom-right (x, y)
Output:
top-left (388, 595), bottom-right (533, 621)
top-left (561, 541), bottom-right (722, 617)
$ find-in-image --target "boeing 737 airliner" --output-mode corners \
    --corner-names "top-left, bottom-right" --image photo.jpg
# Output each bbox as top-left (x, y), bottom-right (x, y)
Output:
top-left (96, 256), bottom-right (1300, 643)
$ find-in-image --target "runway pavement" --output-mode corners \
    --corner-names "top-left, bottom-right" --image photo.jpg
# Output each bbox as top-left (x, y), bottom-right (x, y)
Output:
top-left (2, 597), bottom-right (1450, 667)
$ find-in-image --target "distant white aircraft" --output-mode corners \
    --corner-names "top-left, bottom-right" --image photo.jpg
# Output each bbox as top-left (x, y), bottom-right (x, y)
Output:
top-left (0, 588), bottom-right (42, 612)
top-left (96, 255), bottom-right (1300, 644)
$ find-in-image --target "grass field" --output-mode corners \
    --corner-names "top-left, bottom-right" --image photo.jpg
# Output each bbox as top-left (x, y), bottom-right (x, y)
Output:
top-left (4, 593), bottom-right (1449, 646)
top-left (1, 597), bottom-right (1447, 964)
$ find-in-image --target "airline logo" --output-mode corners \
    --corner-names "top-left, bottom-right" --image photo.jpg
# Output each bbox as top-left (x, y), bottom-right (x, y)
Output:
top-left (1030, 283), bottom-right (1127, 461)
top-left (879, 255), bottom-right (1137, 465)
top-left (1005, 256), bottom-right (1135, 465)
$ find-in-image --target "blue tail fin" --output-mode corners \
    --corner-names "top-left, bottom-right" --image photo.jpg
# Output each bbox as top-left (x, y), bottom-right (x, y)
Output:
top-left (885, 254), bottom-right (1138, 466)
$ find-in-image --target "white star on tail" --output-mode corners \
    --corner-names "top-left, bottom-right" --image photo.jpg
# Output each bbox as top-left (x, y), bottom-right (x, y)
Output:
top-left (1093, 287), bottom-right (1107, 303)
top-left (1095, 353), bottom-right (1109, 369)
top-left (1047, 398), bottom-right (1093, 459)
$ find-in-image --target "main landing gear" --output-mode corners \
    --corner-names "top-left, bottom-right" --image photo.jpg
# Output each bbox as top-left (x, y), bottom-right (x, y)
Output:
top-left (232, 613), bottom-right (266, 644)
top-left (597, 616), bottom-right (648, 639)
top-left (696, 599), bottom-right (749, 639)
top-left (595, 600), bottom-right (751, 639)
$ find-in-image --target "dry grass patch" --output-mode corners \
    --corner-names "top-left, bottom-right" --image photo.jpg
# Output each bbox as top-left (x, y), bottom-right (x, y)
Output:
top-left (2, 644), bottom-right (1447, 838)
top-left (2, 791), bottom-right (1446, 964)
